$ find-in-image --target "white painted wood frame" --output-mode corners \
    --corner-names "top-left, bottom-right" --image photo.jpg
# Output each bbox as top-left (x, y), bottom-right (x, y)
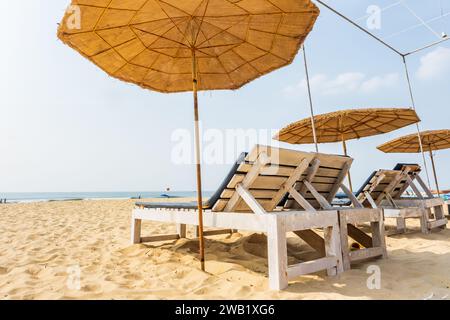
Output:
top-left (131, 208), bottom-right (343, 290)
top-left (130, 146), bottom-right (344, 290)
top-left (284, 152), bottom-right (387, 271)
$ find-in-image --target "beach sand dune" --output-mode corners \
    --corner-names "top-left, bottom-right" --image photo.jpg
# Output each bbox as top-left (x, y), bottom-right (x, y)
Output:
top-left (0, 199), bottom-right (449, 300)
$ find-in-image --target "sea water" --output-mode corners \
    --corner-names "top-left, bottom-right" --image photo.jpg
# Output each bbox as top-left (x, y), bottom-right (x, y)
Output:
top-left (0, 191), bottom-right (213, 203)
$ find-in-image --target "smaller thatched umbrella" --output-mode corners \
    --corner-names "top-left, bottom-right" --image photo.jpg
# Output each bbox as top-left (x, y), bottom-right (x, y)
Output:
top-left (377, 129), bottom-right (450, 196)
top-left (274, 108), bottom-right (420, 191)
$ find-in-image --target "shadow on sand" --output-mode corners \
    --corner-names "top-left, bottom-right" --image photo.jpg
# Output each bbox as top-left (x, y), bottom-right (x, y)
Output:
top-left (140, 227), bottom-right (450, 299)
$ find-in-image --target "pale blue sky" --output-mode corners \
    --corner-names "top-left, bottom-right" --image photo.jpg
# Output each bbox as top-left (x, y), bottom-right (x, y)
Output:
top-left (1, 0), bottom-right (449, 192)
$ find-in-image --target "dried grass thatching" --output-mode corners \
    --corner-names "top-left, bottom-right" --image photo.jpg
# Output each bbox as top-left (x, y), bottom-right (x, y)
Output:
top-left (377, 129), bottom-right (450, 153)
top-left (274, 108), bottom-right (420, 144)
top-left (57, 0), bottom-right (319, 93)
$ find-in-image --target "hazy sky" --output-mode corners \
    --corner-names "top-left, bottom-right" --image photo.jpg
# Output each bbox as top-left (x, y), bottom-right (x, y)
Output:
top-left (1, 0), bottom-right (449, 192)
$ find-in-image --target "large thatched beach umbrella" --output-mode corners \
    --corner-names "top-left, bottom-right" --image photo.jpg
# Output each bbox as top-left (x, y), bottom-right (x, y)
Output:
top-left (274, 108), bottom-right (420, 191)
top-left (57, 0), bottom-right (320, 271)
top-left (378, 129), bottom-right (450, 196)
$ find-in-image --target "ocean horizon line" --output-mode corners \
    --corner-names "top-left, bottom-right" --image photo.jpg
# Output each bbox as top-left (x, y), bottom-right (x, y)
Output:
top-left (0, 191), bottom-right (213, 203)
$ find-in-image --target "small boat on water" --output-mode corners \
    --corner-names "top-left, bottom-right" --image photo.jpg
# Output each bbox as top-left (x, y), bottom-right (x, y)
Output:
top-left (160, 194), bottom-right (182, 199)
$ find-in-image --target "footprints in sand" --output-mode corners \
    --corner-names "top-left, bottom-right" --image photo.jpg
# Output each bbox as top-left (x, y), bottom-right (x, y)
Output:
top-left (30, 254), bottom-right (59, 265)
top-left (25, 234), bottom-right (41, 241)
top-left (26, 265), bottom-right (43, 276)
top-left (80, 283), bottom-right (102, 293)
top-left (2, 200), bottom-right (449, 299)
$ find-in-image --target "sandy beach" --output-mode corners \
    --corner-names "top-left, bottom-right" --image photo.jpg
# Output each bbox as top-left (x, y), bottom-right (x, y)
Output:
top-left (0, 199), bottom-right (449, 300)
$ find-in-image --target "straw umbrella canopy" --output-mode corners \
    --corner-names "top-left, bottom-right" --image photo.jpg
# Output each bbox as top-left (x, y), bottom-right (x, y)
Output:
top-left (274, 108), bottom-right (420, 191)
top-left (57, 0), bottom-right (320, 271)
top-left (377, 129), bottom-right (450, 196)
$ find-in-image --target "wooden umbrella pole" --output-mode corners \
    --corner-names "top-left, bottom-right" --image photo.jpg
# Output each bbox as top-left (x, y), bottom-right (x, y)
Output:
top-left (342, 138), bottom-right (353, 192)
top-left (191, 50), bottom-right (206, 272)
top-left (429, 149), bottom-right (441, 197)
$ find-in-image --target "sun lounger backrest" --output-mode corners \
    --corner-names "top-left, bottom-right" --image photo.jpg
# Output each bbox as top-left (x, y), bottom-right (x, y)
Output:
top-left (211, 145), bottom-right (315, 212)
top-left (391, 164), bottom-right (422, 198)
top-left (355, 163), bottom-right (424, 207)
top-left (206, 152), bottom-right (247, 207)
top-left (354, 171), bottom-right (377, 199)
top-left (355, 169), bottom-right (400, 207)
top-left (284, 153), bottom-right (353, 210)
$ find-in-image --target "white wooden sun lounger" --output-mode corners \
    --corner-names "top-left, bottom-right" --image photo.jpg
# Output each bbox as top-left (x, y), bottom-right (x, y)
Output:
top-left (131, 145), bottom-right (344, 290)
top-left (283, 153), bottom-right (387, 271)
top-left (355, 164), bottom-right (447, 234)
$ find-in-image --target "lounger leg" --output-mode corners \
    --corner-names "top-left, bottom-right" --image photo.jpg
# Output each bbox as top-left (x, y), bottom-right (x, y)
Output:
top-left (396, 218), bottom-right (406, 234)
top-left (371, 217), bottom-right (387, 258)
top-left (420, 209), bottom-right (430, 234)
top-left (193, 226), bottom-right (199, 238)
top-left (338, 214), bottom-right (351, 271)
top-left (177, 224), bottom-right (187, 238)
top-left (267, 215), bottom-right (288, 290)
top-left (434, 205), bottom-right (447, 230)
top-left (131, 218), bottom-right (142, 244)
top-left (324, 225), bottom-right (344, 275)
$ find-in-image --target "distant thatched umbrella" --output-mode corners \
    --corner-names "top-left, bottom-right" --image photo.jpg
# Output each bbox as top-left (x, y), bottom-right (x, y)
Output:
top-left (57, 0), bottom-right (320, 271)
top-left (274, 108), bottom-right (420, 191)
top-left (378, 129), bottom-right (450, 196)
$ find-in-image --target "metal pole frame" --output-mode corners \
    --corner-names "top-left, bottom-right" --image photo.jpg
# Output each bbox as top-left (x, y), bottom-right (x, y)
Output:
top-left (429, 149), bottom-right (441, 196)
top-left (401, 56), bottom-right (433, 189)
top-left (315, 0), bottom-right (449, 57)
top-left (302, 45), bottom-right (319, 152)
top-left (315, 0), bottom-right (444, 190)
